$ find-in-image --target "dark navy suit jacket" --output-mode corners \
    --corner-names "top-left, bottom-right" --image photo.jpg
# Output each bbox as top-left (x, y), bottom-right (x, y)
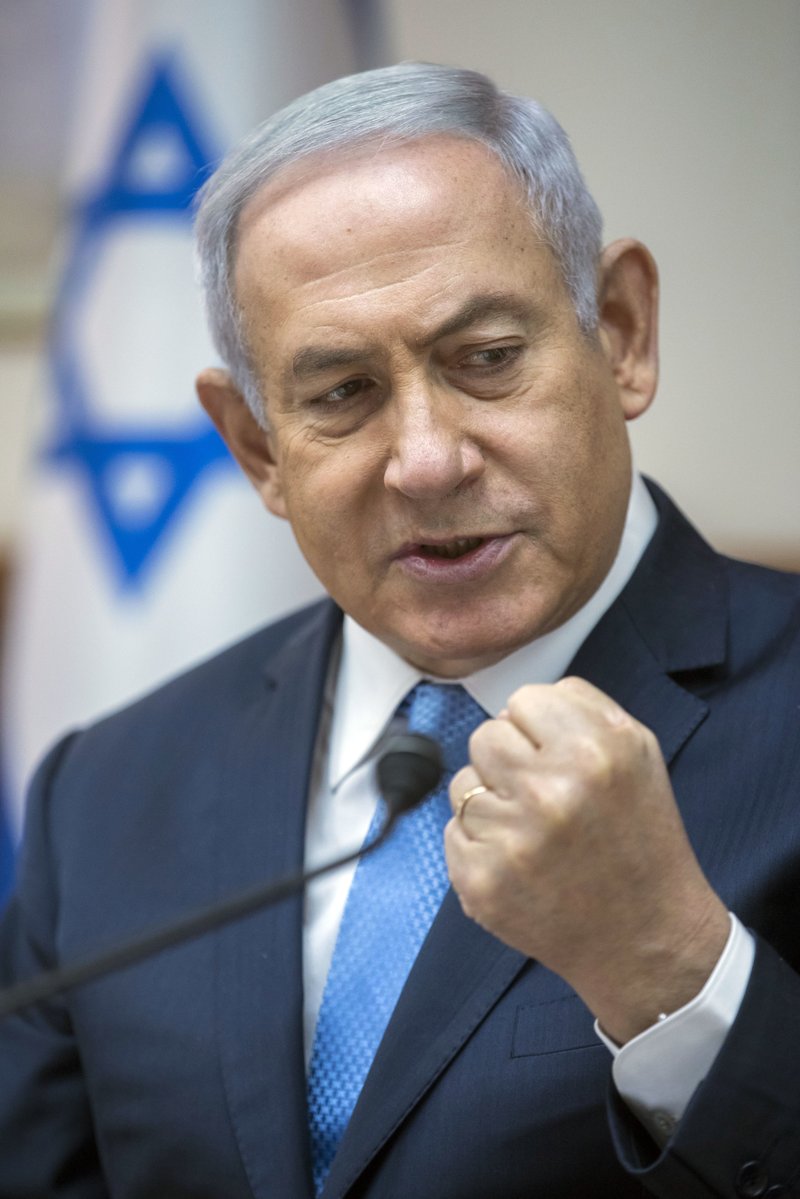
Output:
top-left (1, 484), bottom-right (799, 1198)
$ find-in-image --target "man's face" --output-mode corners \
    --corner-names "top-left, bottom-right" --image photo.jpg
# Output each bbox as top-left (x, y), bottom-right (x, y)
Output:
top-left (205, 137), bottom-right (653, 677)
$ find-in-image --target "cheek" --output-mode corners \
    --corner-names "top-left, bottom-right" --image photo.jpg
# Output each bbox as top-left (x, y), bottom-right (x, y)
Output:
top-left (277, 441), bottom-right (375, 559)
top-left (489, 380), bottom-right (604, 493)
top-left (495, 374), bottom-right (629, 553)
top-left (538, 368), bottom-right (628, 478)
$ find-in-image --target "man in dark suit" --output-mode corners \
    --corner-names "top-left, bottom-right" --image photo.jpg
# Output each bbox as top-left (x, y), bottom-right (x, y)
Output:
top-left (1, 63), bottom-right (798, 1198)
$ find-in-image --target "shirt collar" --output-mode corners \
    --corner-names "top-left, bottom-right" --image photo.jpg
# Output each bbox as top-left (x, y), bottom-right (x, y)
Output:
top-left (328, 473), bottom-right (658, 790)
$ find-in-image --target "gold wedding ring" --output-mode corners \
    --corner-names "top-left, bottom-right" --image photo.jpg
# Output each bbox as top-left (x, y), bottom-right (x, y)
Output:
top-left (456, 783), bottom-right (488, 822)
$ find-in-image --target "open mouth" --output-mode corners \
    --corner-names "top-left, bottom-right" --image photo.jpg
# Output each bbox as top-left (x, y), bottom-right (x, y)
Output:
top-left (395, 532), bottom-right (515, 581)
top-left (417, 537), bottom-right (485, 560)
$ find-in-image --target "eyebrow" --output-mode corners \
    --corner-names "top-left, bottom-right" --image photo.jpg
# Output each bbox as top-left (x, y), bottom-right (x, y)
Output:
top-left (291, 344), bottom-right (372, 381)
top-left (289, 292), bottom-right (536, 382)
top-left (422, 293), bottom-right (536, 344)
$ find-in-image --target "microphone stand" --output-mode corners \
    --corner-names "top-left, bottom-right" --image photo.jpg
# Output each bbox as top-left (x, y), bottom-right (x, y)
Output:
top-left (0, 732), bottom-right (442, 1020)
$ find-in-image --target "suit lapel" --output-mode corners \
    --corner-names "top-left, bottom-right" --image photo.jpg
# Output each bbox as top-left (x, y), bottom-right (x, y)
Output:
top-left (568, 602), bottom-right (709, 769)
top-left (568, 480), bottom-right (728, 767)
top-left (323, 485), bottom-right (730, 1197)
top-left (214, 601), bottom-right (341, 1199)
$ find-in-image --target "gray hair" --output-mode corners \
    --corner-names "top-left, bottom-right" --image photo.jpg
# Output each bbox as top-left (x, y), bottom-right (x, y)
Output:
top-left (195, 61), bottom-right (603, 423)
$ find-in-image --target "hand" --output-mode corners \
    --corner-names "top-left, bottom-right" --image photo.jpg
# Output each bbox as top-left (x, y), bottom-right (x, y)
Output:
top-left (445, 677), bottom-right (730, 1043)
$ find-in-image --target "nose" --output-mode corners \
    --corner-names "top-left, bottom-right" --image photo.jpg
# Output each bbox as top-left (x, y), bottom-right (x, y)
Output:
top-left (383, 386), bottom-right (485, 500)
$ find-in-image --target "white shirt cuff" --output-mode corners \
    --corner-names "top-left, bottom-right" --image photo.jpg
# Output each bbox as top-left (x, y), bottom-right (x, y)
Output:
top-left (594, 913), bottom-right (755, 1146)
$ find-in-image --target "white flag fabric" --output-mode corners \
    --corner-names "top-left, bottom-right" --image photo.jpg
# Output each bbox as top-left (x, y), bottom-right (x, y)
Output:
top-left (1, 0), bottom-right (374, 851)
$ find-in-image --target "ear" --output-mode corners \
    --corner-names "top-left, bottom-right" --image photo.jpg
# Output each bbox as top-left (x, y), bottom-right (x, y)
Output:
top-left (195, 367), bottom-right (288, 519)
top-left (596, 239), bottom-right (659, 421)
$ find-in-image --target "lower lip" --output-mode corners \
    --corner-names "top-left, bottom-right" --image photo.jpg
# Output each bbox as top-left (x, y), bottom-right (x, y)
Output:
top-left (395, 534), bottom-right (517, 584)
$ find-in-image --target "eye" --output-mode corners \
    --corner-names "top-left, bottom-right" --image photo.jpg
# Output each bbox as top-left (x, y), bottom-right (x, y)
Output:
top-left (301, 375), bottom-right (382, 437)
top-left (459, 344), bottom-right (523, 371)
top-left (313, 376), bottom-right (377, 406)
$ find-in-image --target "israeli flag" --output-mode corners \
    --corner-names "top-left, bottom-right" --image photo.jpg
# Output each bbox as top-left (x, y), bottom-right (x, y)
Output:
top-left (1, 0), bottom-right (374, 868)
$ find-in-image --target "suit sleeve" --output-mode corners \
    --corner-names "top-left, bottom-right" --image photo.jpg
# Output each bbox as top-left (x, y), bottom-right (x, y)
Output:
top-left (0, 735), bottom-right (109, 1199)
top-left (609, 936), bottom-right (800, 1198)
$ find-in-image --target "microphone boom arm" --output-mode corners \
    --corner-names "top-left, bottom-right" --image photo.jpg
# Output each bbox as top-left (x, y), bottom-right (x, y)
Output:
top-left (0, 732), bottom-right (442, 1020)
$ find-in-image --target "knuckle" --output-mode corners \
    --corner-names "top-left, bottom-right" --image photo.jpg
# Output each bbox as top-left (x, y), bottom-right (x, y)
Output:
top-left (507, 684), bottom-right (539, 717)
top-left (517, 769), bottom-right (573, 820)
top-left (449, 767), bottom-right (471, 800)
top-left (556, 674), bottom-right (588, 695)
top-left (615, 715), bottom-right (658, 769)
top-left (575, 733), bottom-right (615, 786)
top-left (468, 722), bottom-right (492, 757)
top-left (536, 773), bottom-right (578, 824)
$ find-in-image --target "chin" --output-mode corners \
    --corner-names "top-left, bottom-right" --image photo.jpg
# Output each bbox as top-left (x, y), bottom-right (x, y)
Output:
top-left (398, 627), bottom-right (528, 679)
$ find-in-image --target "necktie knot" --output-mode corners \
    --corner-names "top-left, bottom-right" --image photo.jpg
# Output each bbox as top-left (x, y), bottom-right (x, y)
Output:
top-left (401, 681), bottom-right (487, 780)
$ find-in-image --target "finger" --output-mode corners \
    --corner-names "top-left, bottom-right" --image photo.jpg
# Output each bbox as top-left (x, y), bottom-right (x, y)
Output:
top-left (556, 676), bottom-right (632, 726)
top-left (444, 813), bottom-right (520, 908)
top-left (448, 772), bottom-right (501, 825)
top-left (448, 766), bottom-right (482, 816)
top-left (504, 678), bottom-right (632, 750)
top-left (467, 717), bottom-right (541, 791)
top-left (448, 775), bottom-right (512, 847)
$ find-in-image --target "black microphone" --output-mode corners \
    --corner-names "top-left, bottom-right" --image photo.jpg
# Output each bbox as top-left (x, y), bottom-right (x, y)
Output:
top-left (0, 733), bottom-right (443, 1020)
top-left (376, 732), bottom-right (443, 816)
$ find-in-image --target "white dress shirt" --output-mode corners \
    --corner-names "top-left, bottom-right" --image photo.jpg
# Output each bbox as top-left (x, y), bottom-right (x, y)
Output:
top-left (302, 472), bottom-right (754, 1145)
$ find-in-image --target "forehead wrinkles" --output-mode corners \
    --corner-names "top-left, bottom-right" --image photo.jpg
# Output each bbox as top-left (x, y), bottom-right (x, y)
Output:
top-left (234, 137), bottom-right (528, 292)
top-left (289, 257), bottom-right (471, 336)
top-left (238, 198), bottom-right (498, 304)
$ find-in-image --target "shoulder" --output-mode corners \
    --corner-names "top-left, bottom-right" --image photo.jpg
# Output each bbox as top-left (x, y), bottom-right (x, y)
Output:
top-left (614, 483), bottom-right (799, 743)
top-left (716, 557), bottom-right (800, 713)
top-left (30, 597), bottom-right (341, 803)
top-left (100, 597), bottom-right (336, 724)
top-left (644, 478), bottom-right (800, 648)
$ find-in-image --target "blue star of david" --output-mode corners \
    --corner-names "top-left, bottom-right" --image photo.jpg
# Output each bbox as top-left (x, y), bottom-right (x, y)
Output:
top-left (47, 51), bottom-right (234, 589)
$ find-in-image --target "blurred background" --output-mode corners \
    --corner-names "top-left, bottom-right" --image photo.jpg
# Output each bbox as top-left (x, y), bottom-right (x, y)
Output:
top-left (0, 0), bottom-right (798, 888)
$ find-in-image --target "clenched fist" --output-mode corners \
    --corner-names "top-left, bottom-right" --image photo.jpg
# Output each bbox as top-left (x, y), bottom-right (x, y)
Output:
top-left (445, 677), bottom-right (730, 1044)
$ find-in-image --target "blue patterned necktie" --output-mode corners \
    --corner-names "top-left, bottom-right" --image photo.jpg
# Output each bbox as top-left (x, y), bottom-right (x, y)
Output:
top-left (307, 681), bottom-right (487, 1194)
